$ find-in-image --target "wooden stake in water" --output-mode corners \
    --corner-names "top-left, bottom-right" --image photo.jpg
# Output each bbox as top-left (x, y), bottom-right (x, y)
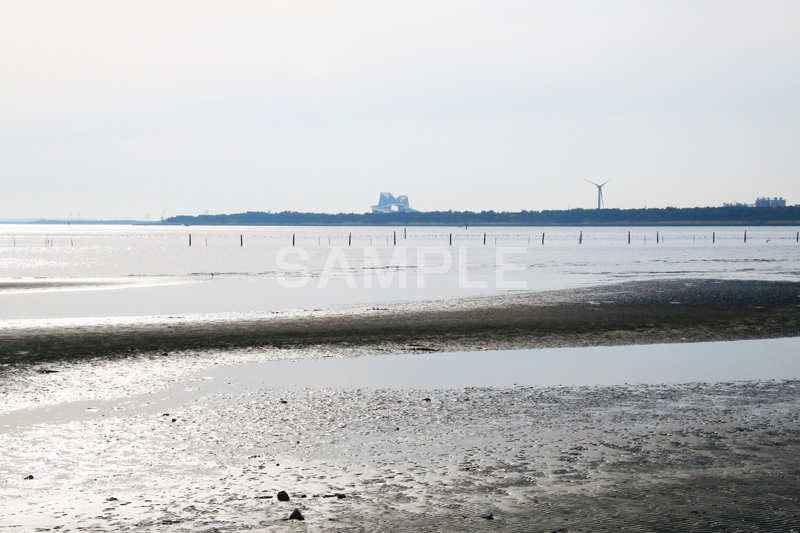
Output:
top-left (744, 230), bottom-right (747, 243)
top-left (579, 231), bottom-right (583, 244)
top-left (349, 233), bottom-right (352, 246)
top-left (189, 234), bottom-right (192, 246)
top-left (656, 231), bottom-right (659, 244)
top-left (293, 233), bottom-right (295, 246)
top-left (449, 233), bottom-right (452, 246)
top-left (483, 233), bottom-right (486, 245)
top-left (404, 228), bottom-right (407, 239)
top-left (240, 234), bottom-right (243, 247)
top-left (628, 231), bottom-right (630, 244)
top-left (713, 232), bottom-right (716, 244)
top-left (542, 232), bottom-right (545, 245)
top-left (393, 231), bottom-right (396, 246)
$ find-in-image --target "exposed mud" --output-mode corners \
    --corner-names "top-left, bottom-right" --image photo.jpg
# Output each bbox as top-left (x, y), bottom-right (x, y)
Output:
top-left (2, 279), bottom-right (800, 531)
top-left (2, 278), bottom-right (800, 367)
top-left (1, 377), bottom-right (799, 531)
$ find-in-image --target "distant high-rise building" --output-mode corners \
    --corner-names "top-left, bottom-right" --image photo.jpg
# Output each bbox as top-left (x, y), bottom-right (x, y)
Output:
top-left (755, 197), bottom-right (786, 207)
top-left (371, 192), bottom-right (419, 213)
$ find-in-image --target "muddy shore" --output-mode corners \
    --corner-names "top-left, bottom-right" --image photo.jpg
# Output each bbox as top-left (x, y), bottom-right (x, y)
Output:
top-left (2, 278), bottom-right (800, 367)
top-left (2, 278), bottom-right (800, 531)
top-left (2, 376), bottom-right (799, 531)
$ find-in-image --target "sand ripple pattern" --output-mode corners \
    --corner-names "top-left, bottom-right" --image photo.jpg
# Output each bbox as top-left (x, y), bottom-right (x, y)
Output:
top-left (2, 377), bottom-right (799, 531)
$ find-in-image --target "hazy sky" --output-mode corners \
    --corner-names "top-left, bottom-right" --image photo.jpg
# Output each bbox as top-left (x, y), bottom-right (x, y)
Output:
top-left (2, 1), bottom-right (799, 219)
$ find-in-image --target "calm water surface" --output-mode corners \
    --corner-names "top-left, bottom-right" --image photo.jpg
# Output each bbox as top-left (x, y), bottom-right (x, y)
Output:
top-left (1, 224), bottom-right (798, 319)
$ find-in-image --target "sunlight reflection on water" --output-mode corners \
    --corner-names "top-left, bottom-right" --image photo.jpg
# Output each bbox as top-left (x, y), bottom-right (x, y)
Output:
top-left (1, 224), bottom-right (799, 319)
top-left (212, 337), bottom-right (800, 389)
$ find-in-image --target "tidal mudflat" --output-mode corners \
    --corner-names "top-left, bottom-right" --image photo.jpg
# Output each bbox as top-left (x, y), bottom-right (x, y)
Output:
top-left (1, 278), bottom-right (800, 531)
top-left (1, 370), bottom-right (799, 531)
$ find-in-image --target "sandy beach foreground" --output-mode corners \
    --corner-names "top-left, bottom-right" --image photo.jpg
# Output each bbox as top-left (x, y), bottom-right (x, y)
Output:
top-left (1, 278), bottom-right (800, 531)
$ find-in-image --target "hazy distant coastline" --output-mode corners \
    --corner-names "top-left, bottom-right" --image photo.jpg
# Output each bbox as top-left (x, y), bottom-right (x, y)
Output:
top-left (165, 205), bottom-right (800, 226)
top-left (4, 205), bottom-right (799, 227)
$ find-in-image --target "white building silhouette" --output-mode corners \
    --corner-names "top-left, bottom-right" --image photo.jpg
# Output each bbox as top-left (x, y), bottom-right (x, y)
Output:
top-left (371, 192), bottom-right (419, 213)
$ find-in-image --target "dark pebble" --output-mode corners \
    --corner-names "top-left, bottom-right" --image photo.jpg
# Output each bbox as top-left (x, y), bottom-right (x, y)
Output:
top-left (277, 490), bottom-right (290, 501)
top-left (288, 509), bottom-right (304, 521)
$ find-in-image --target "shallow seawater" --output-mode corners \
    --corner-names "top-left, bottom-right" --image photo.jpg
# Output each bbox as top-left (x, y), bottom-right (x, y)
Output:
top-left (205, 337), bottom-right (800, 390)
top-left (1, 224), bottom-right (798, 319)
top-left (3, 338), bottom-right (798, 434)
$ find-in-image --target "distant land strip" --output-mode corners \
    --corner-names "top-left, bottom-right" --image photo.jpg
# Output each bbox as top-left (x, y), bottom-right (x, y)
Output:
top-left (164, 205), bottom-right (800, 226)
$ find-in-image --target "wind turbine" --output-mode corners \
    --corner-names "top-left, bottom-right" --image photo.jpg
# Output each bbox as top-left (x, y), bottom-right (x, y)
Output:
top-left (584, 179), bottom-right (610, 209)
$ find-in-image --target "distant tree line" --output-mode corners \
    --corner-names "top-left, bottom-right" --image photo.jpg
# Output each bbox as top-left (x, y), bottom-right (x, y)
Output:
top-left (165, 205), bottom-right (800, 226)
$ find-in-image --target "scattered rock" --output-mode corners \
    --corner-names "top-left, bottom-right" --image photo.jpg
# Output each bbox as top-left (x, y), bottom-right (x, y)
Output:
top-left (422, 398), bottom-right (431, 402)
top-left (481, 513), bottom-right (494, 520)
top-left (277, 490), bottom-right (290, 501)
top-left (288, 508), bottom-right (305, 521)
top-left (106, 497), bottom-right (118, 502)
top-left (335, 493), bottom-right (347, 499)
top-left (24, 475), bottom-right (34, 480)
top-left (280, 400), bottom-right (288, 404)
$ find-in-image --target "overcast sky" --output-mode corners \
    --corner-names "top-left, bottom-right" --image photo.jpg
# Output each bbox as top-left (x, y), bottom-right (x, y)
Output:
top-left (1, 1), bottom-right (798, 219)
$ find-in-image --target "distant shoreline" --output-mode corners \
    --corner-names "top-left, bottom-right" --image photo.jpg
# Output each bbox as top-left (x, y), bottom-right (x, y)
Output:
top-left (165, 205), bottom-right (800, 226)
top-left (3, 220), bottom-right (799, 227)
top-left (3, 204), bottom-right (800, 227)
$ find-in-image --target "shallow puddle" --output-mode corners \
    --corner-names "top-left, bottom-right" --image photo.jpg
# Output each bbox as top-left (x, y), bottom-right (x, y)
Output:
top-left (211, 336), bottom-right (800, 389)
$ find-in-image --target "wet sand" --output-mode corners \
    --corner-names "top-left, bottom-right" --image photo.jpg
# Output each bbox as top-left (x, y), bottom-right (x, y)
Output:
top-left (2, 278), bottom-right (800, 531)
top-left (2, 278), bottom-right (800, 367)
top-left (2, 377), bottom-right (799, 531)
